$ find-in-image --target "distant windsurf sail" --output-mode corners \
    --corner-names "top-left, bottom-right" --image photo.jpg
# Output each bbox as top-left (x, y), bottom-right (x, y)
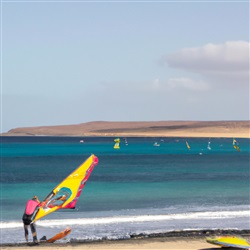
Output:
top-left (32, 154), bottom-right (99, 222)
top-left (186, 140), bottom-right (191, 150)
top-left (207, 141), bottom-right (211, 150)
top-left (232, 138), bottom-right (240, 152)
top-left (232, 139), bottom-right (237, 145)
top-left (114, 138), bottom-right (120, 149)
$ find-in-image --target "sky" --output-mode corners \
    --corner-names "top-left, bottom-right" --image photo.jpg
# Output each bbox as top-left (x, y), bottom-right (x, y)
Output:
top-left (1, 0), bottom-right (249, 132)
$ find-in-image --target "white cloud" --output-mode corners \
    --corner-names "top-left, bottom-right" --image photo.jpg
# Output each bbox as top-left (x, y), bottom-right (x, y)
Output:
top-left (167, 77), bottom-right (209, 91)
top-left (146, 77), bottom-right (209, 92)
top-left (167, 41), bottom-right (249, 71)
top-left (165, 41), bottom-right (249, 85)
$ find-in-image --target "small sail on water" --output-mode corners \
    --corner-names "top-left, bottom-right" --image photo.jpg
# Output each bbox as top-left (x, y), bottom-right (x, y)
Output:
top-left (114, 138), bottom-right (120, 149)
top-left (186, 140), bottom-right (191, 150)
top-left (32, 154), bottom-right (98, 222)
top-left (232, 138), bottom-right (240, 152)
top-left (124, 138), bottom-right (128, 146)
top-left (207, 141), bottom-right (211, 150)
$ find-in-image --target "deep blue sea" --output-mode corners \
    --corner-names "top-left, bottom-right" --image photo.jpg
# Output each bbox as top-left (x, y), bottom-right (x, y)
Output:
top-left (0, 136), bottom-right (249, 244)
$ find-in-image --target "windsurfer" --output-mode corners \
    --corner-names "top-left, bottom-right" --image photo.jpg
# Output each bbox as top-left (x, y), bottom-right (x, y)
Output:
top-left (22, 196), bottom-right (40, 244)
top-left (32, 155), bottom-right (99, 222)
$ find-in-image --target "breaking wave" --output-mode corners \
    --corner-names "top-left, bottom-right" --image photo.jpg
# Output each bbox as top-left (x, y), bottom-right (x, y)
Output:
top-left (1, 210), bottom-right (249, 229)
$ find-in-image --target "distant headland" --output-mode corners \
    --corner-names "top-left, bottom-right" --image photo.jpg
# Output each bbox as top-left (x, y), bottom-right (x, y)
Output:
top-left (2, 121), bottom-right (249, 138)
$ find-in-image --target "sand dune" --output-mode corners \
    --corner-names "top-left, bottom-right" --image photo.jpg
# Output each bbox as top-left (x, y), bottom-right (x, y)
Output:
top-left (2, 121), bottom-right (250, 138)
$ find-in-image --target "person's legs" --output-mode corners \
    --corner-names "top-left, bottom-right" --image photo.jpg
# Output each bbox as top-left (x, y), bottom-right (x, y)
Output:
top-left (23, 224), bottom-right (29, 242)
top-left (30, 223), bottom-right (38, 243)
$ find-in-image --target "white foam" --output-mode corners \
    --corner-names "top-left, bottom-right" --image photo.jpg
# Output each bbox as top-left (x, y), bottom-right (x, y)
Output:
top-left (1, 210), bottom-right (249, 229)
top-left (0, 222), bottom-right (22, 229)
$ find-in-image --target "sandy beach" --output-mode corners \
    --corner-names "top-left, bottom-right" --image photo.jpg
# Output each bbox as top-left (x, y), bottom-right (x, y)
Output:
top-left (1, 230), bottom-right (250, 250)
top-left (0, 236), bottom-right (248, 250)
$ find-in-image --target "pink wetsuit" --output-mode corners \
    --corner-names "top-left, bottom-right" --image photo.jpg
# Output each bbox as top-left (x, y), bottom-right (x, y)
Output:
top-left (25, 200), bottom-right (39, 215)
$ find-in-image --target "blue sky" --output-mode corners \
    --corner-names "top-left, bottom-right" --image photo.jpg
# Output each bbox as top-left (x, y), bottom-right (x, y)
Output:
top-left (1, 0), bottom-right (249, 132)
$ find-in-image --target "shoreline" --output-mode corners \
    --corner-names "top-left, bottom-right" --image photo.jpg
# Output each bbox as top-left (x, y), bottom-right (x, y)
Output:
top-left (1, 133), bottom-right (249, 139)
top-left (1, 229), bottom-right (250, 249)
top-left (1, 134), bottom-right (249, 138)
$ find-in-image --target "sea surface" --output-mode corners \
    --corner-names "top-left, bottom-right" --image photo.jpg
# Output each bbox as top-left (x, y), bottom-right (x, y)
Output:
top-left (0, 136), bottom-right (249, 244)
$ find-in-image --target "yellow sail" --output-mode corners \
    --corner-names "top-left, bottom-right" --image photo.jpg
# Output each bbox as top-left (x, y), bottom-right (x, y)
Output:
top-left (32, 154), bottom-right (98, 222)
top-left (114, 138), bottom-right (120, 149)
top-left (186, 141), bottom-right (191, 150)
top-left (206, 236), bottom-right (250, 248)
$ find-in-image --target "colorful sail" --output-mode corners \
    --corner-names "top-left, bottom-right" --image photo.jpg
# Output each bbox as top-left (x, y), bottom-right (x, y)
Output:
top-left (232, 138), bottom-right (240, 152)
top-left (114, 138), bottom-right (120, 149)
top-left (32, 154), bottom-right (98, 222)
top-left (206, 236), bottom-right (250, 249)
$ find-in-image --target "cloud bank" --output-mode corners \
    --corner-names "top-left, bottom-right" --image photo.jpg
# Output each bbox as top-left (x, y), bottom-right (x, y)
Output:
top-left (166, 77), bottom-right (209, 91)
top-left (165, 41), bottom-right (249, 85)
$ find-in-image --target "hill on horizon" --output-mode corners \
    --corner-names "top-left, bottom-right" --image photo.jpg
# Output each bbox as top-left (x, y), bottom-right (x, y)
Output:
top-left (2, 120), bottom-right (249, 138)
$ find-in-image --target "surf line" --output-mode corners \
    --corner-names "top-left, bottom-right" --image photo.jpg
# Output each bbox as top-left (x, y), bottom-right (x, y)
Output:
top-left (36, 211), bottom-right (249, 226)
top-left (2, 211), bottom-right (248, 229)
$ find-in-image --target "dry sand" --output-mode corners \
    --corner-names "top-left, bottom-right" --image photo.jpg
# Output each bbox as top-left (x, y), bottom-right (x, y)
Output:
top-left (0, 237), bottom-right (235, 250)
top-left (2, 121), bottom-right (250, 138)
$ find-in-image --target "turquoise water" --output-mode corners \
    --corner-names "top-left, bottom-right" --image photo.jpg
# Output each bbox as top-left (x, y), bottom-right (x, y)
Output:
top-left (0, 136), bottom-right (249, 244)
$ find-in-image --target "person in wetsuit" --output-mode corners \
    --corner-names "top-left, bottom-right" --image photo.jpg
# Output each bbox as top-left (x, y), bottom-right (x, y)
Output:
top-left (22, 196), bottom-right (40, 244)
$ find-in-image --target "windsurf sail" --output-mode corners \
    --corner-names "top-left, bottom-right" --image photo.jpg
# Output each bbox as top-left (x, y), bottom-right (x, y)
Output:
top-left (32, 154), bottom-right (98, 222)
top-left (232, 138), bottom-right (240, 152)
top-left (114, 138), bottom-right (120, 149)
top-left (124, 138), bottom-right (128, 146)
top-left (207, 141), bottom-right (211, 150)
top-left (206, 236), bottom-right (250, 249)
top-left (186, 140), bottom-right (191, 150)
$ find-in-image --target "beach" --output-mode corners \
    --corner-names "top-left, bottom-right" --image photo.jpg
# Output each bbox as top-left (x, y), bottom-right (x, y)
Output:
top-left (1, 225), bottom-right (250, 250)
top-left (1, 234), bottom-right (249, 250)
top-left (1, 232), bottom-right (250, 250)
top-left (0, 238), bottom-right (223, 250)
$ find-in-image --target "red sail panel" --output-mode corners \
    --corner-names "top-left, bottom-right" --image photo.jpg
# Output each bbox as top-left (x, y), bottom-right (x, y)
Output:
top-left (63, 156), bottom-right (98, 209)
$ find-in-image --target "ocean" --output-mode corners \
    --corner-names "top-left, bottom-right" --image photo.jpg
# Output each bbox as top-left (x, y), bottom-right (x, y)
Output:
top-left (0, 136), bottom-right (249, 244)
